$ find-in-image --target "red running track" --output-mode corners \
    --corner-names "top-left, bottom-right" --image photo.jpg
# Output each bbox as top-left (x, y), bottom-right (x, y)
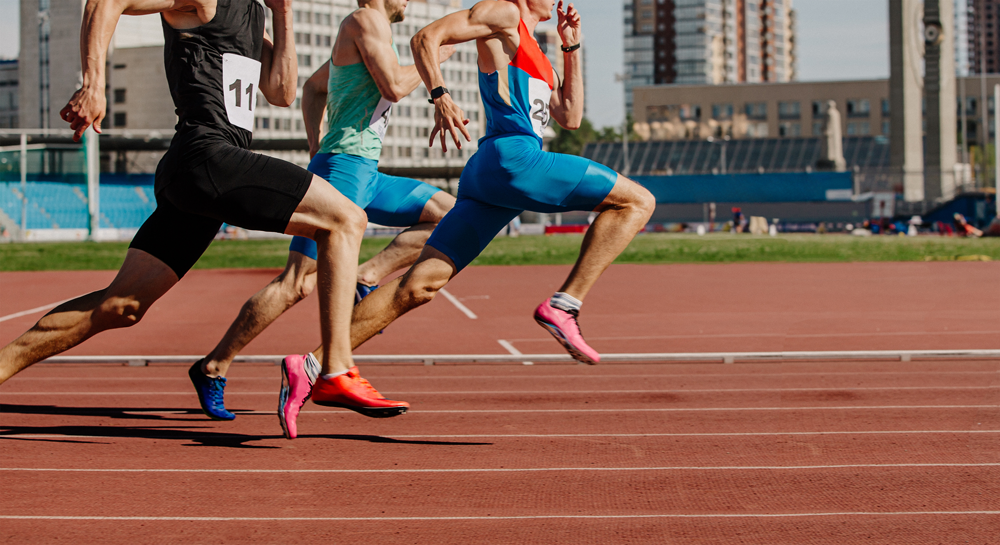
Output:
top-left (1, 263), bottom-right (999, 543)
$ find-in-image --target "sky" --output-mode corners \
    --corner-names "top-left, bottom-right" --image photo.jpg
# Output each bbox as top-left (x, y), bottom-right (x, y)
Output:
top-left (0, 0), bottom-right (891, 128)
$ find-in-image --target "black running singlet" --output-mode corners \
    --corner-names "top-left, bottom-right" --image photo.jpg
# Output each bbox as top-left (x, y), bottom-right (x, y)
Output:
top-left (162, 0), bottom-right (264, 156)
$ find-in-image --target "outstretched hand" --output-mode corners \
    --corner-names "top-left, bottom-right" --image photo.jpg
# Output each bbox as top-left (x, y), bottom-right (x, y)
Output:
top-left (60, 87), bottom-right (106, 142)
top-left (429, 94), bottom-right (470, 153)
top-left (556, 1), bottom-right (581, 47)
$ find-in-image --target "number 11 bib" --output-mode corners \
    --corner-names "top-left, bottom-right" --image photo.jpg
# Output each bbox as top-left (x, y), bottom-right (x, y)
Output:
top-left (222, 53), bottom-right (261, 132)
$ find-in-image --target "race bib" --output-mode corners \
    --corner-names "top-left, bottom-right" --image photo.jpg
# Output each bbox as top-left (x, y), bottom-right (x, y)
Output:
top-left (368, 98), bottom-right (393, 141)
top-left (222, 53), bottom-right (261, 132)
top-left (527, 77), bottom-right (552, 139)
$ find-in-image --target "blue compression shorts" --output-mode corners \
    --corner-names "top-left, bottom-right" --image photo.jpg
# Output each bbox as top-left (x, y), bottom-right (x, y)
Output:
top-left (289, 153), bottom-right (441, 260)
top-left (426, 134), bottom-right (618, 271)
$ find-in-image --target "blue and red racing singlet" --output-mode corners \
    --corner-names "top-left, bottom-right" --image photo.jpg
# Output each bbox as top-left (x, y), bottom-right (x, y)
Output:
top-left (478, 19), bottom-right (555, 144)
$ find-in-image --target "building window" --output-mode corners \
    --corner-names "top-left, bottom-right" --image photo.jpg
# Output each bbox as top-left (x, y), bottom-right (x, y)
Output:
top-left (812, 121), bottom-right (824, 136)
top-left (812, 100), bottom-right (828, 117)
top-left (778, 101), bottom-right (800, 119)
top-left (262, 118), bottom-right (270, 129)
top-left (712, 103), bottom-right (733, 119)
top-left (846, 99), bottom-right (871, 117)
top-left (745, 102), bottom-right (767, 119)
top-left (113, 112), bottom-right (126, 127)
top-left (113, 89), bottom-right (126, 104)
top-left (881, 120), bottom-right (890, 135)
top-left (779, 122), bottom-right (800, 137)
top-left (846, 121), bottom-right (870, 135)
top-left (881, 98), bottom-right (890, 116)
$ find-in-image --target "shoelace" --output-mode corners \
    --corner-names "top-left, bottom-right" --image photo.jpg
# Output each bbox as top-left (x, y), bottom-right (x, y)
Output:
top-left (356, 377), bottom-right (387, 400)
top-left (207, 377), bottom-right (226, 409)
top-left (565, 308), bottom-right (584, 336)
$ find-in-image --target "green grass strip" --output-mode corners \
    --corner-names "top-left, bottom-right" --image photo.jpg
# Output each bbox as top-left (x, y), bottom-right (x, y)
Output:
top-left (0, 234), bottom-right (997, 272)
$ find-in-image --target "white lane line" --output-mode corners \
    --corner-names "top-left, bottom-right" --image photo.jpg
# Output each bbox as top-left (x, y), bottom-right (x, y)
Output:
top-left (2, 512), bottom-right (998, 521)
top-left (5, 430), bottom-right (999, 441)
top-left (1, 405), bottom-right (995, 415)
top-left (14, 370), bottom-right (999, 381)
top-left (438, 288), bottom-right (477, 319)
top-left (2, 463), bottom-right (999, 474)
top-left (0, 297), bottom-right (80, 323)
top-left (3, 386), bottom-right (997, 395)
top-left (498, 340), bottom-right (533, 366)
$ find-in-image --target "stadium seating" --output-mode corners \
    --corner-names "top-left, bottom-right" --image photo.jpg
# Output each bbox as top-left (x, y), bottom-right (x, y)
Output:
top-left (0, 180), bottom-right (156, 230)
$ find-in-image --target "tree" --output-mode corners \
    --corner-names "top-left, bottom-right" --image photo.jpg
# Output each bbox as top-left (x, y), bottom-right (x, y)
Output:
top-left (549, 117), bottom-right (597, 156)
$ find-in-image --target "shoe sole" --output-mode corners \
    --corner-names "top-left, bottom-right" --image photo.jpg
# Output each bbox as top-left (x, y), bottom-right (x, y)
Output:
top-left (188, 365), bottom-right (234, 421)
top-left (311, 399), bottom-right (408, 418)
top-left (277, 360), bottom-right (310, 440)
top-left (534, 316), bottom-right (598, 365)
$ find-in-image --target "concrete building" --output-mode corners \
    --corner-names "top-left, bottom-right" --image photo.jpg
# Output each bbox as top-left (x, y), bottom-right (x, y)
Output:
top-left (631, 75), bottom-right (1000, 148)
top-left (623, 0), bottom-right (797, 112)
top-left (967, 0), bottom-right (1000, 74)
top-left (0, 60), bottom-right (17, 128)
top-left (631, 79), bottom-right (890, 141)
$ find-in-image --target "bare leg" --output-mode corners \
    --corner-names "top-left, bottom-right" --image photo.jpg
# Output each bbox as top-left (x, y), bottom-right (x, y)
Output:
top-left (284, 176), bottom-right (368, 375)
top-left (310, 246), bottom-right (456, 362)
top-left (558, 175), bottom-right (655, 301)
top-left (202, 251), bottom-right (317, 377)
top-left (0, 249), bottom-right (178, 384)
top-left (356, 191), bottom-right (455, 285)
top-left (203, 191), bottom-right (454, 376)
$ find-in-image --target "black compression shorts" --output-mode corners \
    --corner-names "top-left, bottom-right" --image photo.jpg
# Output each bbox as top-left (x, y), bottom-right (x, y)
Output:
top-left (130, 142), bottom-right (313, 278)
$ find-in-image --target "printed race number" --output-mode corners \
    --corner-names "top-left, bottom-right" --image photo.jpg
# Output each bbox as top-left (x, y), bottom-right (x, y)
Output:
top-left (222, 53), bottom-right (262, 132)
top-left (368, 98), bottom-right (393, 141)
top-left (527, 77), bottom-right (552, 139)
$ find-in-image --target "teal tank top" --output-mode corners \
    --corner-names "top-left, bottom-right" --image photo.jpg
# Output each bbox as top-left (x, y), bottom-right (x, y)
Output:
top-left (318, 43), bottom-right (398, 160)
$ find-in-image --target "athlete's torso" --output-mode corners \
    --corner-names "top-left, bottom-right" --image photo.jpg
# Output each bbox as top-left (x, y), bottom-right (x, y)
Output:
top-left (162, 0), bottom-right (264, 150)
top-left (478, 19), bottom-right (554, 145)
top-left (318, 38), bottom-right (396, 160)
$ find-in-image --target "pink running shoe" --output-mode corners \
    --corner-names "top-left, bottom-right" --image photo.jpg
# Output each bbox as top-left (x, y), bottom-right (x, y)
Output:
top-left (533, 298), bottom-right (601, 365)
top-left (278, 353), bottom-right (321, 440)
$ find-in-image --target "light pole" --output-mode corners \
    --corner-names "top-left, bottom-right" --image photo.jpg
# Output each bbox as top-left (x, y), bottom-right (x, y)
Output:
top-left (707, 136), bottom-right (730, 174)
top-left (615, 72), bottom-right (630, 177)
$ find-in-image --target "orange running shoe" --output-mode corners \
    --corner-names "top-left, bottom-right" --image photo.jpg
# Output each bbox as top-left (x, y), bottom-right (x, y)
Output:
top-left (310, 366), bottom-right (409, 418)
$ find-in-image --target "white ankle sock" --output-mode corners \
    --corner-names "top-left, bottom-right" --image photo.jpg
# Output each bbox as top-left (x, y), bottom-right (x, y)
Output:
top-left (549, 292), bottom-right (582, 313)
top-left (320, 368), bottom-right (351, 380)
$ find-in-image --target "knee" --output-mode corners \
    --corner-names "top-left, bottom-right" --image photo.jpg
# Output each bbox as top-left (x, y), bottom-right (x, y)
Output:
top-left (632, 186), bottom-right (656, 220)
top-left (315, 205), bottom-right (368, 240)
top-left (278, 271), bottom-right (316, 303)
top-left (93, 296), bottom-right (148, 330)
top-left (399, 274), bottom-right (448, 309)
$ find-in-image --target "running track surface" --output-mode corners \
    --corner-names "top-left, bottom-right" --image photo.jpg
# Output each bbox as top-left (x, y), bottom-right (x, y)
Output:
top-left (1, 263), bottom-right (998, 543)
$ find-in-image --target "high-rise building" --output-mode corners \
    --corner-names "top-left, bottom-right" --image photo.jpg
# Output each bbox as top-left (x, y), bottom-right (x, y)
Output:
top-left (623, 0), bottom-right (797, 112)
top-left (966, 0), bottom-right (1000, 74)
top-left (0, 60), bottom-right (17, 128)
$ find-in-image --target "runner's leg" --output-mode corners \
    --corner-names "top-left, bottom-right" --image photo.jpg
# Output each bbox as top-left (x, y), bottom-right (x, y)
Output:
top-left (557, 175), bottom-right (655, 300)
top-left (202, 251), bottom-right (317, 377)
top-left (0, 249), bottom-right (178, 384)
top-left (356, 191), bottom-right (455, 286)
top-left (284, 175), bottom-right (368, 375)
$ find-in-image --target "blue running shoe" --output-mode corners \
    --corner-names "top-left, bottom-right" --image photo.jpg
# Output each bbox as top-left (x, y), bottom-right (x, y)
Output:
top-left (355, 283), bottom-right (378, 304)
top-left (188, 360), bottom-right (236, 421)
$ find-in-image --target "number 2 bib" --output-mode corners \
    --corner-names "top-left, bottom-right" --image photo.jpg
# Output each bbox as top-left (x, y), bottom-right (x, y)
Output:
top-left (222, 53), bottom-right (262, 132)
top-left (527, 78), bottom-right (552, 139)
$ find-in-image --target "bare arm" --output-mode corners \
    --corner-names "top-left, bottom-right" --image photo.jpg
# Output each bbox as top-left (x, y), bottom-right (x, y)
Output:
top-left (351, 11), bottom-right (422, 102)
top-left (549, 2), bottom-right (583, 130)
top-left (63, 0), bottom-right (213, 141)
top-left (258, 0), bottom-right (297, 107)
top-left (301, 62), bottom-right (329, 157)
top-left (411, 0), bottom-right (518, 151)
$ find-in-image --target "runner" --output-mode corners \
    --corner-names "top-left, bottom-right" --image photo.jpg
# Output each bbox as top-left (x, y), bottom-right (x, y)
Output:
top-left (276, 0), bottom-right (656, 436)
top-left (188, 0), bottom-right (457, 439)
top-left (0, 0), bottom-right (387, 412)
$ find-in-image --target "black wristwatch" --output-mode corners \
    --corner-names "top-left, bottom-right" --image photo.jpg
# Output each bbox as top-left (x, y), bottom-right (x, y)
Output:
top-left (428, 86), bottom-right (450, 103)
top-left (561, 43), bottom-right (581, 53)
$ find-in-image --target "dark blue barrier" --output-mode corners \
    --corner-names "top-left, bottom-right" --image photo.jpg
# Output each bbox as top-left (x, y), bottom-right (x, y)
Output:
top-left (633, 172), bottom-right (854, 204)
